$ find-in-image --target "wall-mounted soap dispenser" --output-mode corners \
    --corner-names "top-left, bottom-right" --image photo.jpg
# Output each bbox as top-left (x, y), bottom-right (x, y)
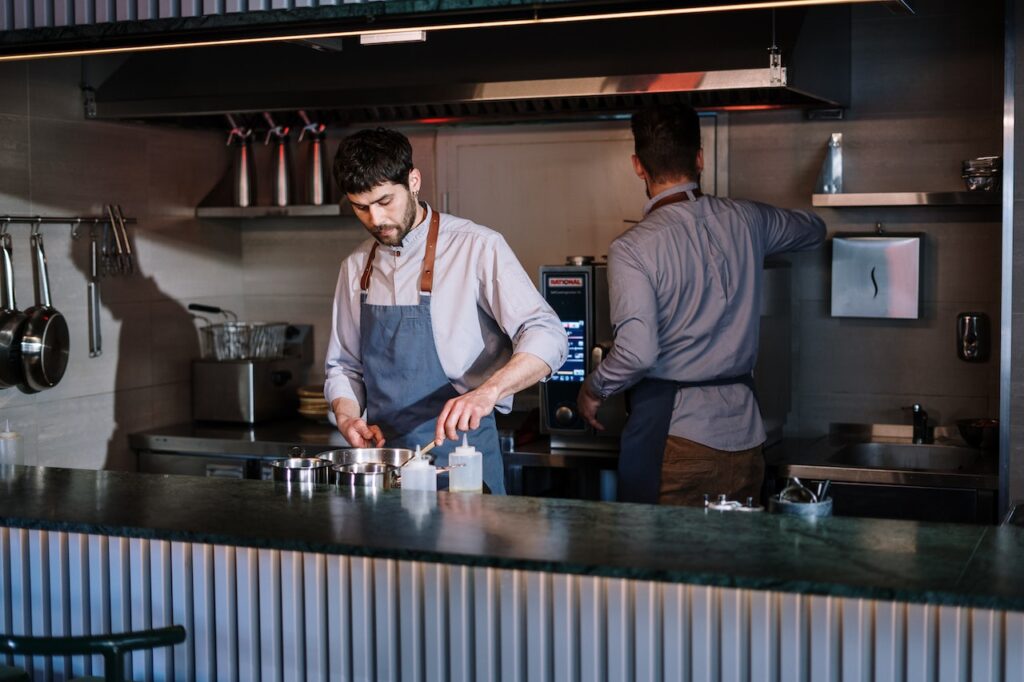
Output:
top-left (957, 312), bottom-right (990, 362)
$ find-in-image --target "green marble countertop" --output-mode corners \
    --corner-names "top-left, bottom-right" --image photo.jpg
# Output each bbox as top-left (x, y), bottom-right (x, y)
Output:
top-left (0, 465), bottom-right (1021, 611)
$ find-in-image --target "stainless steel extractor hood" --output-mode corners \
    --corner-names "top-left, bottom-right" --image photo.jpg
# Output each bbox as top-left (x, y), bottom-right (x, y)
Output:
top-left (87, 4), bottom-right (857, 127)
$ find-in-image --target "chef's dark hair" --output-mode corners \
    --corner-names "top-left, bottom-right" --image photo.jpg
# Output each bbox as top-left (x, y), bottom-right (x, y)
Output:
top-left (334, 127), bottom-right (414, 195)
top-left (631, 104), bottom-right (701, 182)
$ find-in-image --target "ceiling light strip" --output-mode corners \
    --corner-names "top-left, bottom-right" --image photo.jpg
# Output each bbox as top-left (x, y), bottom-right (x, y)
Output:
top-left (0, 0), bottom-right (886, 62)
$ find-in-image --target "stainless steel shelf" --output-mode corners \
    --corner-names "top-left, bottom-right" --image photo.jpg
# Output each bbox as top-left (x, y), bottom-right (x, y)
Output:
top-left (196, 204), bottom-right (348, 218)
top-left (812, 192), bottom-right (1001, 207)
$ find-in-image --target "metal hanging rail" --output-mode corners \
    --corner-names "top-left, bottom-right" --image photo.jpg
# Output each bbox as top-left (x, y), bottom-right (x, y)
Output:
top-left (0, 213), bottom-right (137, 239)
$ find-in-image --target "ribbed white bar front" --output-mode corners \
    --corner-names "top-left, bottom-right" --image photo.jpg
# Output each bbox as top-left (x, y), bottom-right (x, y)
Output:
top-left (0, 527), bottom-right (1019, 682)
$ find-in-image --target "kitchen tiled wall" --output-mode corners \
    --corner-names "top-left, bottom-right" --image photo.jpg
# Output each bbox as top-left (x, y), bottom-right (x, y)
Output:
top-left (729, 0), bottom-right (1003, 436)
top-left (0, 58), bottom-right (239, 470)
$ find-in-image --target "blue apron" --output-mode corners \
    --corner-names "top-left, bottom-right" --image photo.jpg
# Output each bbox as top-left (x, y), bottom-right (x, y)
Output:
top-left (615, 187), bottom-right (754, 504)
top-left (358, 207), bottom-right (505, 494)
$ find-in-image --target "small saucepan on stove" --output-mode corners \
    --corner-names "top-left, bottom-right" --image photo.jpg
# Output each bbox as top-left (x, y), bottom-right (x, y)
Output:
top-left (19, 229), bottom-right (69, 393)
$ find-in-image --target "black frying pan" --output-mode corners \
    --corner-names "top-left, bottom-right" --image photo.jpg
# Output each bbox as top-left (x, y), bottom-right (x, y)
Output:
top-left (19, 231), bottom-right (69, 394)
top-left (0, 234), bottom-right (27, 388)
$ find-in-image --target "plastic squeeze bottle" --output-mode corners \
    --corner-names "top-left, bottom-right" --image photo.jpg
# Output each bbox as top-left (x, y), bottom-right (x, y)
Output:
top-left (401, 446), bottom-right (437, 492)
top-left (449, 434), bottom-right (483, 493)
top-left (0, 420), bottom-right (21, 465)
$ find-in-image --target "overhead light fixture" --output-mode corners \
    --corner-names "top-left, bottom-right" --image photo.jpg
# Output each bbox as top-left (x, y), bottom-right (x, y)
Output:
top-left (359, 30), bottom-right (428, 46)
top-left (0, 0), bottom-right (912, 62)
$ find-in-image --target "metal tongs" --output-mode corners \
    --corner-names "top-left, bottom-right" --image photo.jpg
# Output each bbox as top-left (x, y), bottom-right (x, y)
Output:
top-left (104, 204), bottom-right (133, 276)
top-left (777, 477), bottom-right (819, 504)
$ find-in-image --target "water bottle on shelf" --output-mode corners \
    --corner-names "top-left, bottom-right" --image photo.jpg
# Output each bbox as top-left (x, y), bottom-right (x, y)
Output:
top-left (449, 434), bottom-right (482, 493)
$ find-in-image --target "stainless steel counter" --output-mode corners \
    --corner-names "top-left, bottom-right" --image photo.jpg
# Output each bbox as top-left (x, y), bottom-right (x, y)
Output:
top-left (765, 433), bottom-right (998, 491)
top-left (129, 419), bottom-right (348, 459)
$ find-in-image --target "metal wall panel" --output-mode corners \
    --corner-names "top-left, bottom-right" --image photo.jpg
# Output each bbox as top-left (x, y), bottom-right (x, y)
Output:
top-left (0, 527), bottom-right (1020, 682)
top-left (1, 0), bottom-right (384, 30)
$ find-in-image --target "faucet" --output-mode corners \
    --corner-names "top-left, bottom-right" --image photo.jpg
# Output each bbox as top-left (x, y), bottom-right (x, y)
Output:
top-left (908, 403), bottom-right (929, 443)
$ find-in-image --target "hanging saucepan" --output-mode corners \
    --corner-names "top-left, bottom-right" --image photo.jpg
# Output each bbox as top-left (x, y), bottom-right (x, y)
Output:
top-left (19, 228), bottom-right (69, 393)
top-left (0, 233), bottom-right (28, 388)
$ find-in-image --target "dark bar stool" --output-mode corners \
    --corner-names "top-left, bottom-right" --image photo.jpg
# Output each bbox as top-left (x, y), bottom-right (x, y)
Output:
top-left (0, 625), bottom-right (185, 682)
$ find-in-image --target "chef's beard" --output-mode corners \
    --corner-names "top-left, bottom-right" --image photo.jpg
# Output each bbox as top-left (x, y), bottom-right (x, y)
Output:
top-left (372, 193), bottom-right (420, 246)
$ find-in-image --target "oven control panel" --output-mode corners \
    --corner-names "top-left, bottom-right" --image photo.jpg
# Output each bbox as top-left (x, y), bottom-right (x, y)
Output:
top-left (540, 267), bottom-right (592, 434)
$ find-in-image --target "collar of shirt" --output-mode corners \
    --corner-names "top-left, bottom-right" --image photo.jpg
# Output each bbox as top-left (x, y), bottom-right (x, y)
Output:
top-left (380, 202), bottom-right (432, 255)
top-left (642, 182), bottom-right (700, 217)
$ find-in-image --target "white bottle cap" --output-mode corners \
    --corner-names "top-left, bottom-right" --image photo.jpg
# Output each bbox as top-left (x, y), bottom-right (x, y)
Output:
top-left (406, 446), bottom-right (429, 468)
top-left (453, 433), bottom-right (477, 457)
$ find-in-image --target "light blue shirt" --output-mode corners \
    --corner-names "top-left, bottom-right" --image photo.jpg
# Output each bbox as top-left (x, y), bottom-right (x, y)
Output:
top-left (325, 205), bottom-right (568, 415)
top-left (585, 183), bottom-right (826, 450)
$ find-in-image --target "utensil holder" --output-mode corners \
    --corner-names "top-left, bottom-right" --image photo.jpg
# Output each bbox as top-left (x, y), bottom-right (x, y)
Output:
top-left (768, 496), bottom-right (833, 518)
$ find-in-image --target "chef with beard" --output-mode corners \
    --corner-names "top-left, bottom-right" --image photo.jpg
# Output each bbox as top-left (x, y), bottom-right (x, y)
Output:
top-left (324, 127), bottom-right (568, 494)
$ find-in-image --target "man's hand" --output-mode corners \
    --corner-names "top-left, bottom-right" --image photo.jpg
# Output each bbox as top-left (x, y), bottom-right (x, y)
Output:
top-left (435, 386), bottom-right (499, 443)
top-left (577, 383), bottom-right (605, 431)
top-left (338, 417), bottom-right (385, 448)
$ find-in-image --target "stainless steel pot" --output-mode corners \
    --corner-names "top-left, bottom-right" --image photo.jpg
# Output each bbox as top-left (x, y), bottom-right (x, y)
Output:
top-left (270, 457), bottom-right (331, 484)
top-left (317, 447), bottom-right (423, 468)
top-left (19, 231), bottom-right (69, 393)
top-left (0, 235), bottom-right (28, 388)
top-left (330, 462), bottom-right (399, 489)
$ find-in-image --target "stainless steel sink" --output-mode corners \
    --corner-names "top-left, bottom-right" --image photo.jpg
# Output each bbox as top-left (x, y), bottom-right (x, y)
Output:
top-left (828, 442), bottom-right (990, 472)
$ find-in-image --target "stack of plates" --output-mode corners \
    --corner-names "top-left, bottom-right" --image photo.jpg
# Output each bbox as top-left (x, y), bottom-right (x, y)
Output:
top-left (298, 385), bottom-right (330, 423)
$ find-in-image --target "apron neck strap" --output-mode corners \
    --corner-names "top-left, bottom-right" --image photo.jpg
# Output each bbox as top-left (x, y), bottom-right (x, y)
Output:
top-left (358, 206), bottom-right (442, 294)
top-left (648, 187), bottom-right (702, 214)
top-left (359, 242), bottom-right (379, 292)
top-left (418, 208), bottom-right (441, 294)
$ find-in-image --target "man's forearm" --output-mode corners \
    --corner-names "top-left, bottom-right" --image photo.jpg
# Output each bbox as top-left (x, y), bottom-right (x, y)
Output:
top-left (331, 397), bottom-right (362, 422)
top-left (476, 352), bottom-right (551, 402)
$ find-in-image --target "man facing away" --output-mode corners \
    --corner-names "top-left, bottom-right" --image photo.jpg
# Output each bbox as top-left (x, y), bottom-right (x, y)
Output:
top-left (324, 127), bottom-right (568, 494)
top-left (578, 104), bottom-right (826, 506)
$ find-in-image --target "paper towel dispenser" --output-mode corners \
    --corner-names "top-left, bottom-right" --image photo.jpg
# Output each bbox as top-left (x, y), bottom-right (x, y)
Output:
top-left (831, 234), bottom-right (922, 319)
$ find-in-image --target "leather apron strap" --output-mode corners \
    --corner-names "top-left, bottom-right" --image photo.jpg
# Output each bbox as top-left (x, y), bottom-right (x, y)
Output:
top-left (648, 187), bottom-right (702, 214)
top-left (359, 206), bottom-right (441, 293)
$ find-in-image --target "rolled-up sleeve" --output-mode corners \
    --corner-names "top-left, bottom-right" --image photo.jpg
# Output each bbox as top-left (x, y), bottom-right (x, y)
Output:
top-left (485, 235), bottom-right (568, 376)
top-left (585, 238), bottom-right (659, 398)
top-left (323, 260), bottom-right (367, 412)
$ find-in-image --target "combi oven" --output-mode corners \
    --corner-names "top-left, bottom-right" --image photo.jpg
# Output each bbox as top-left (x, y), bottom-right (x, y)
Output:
top-left (539, 257), bottom-right (626, 450)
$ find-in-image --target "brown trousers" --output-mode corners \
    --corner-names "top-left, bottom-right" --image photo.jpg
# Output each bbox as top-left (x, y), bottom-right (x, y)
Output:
top-left (658, 435), bottom-right (765, 507)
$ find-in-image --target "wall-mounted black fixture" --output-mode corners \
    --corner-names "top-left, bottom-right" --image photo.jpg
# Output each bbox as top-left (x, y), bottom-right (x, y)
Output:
top-left (957, 312), bottom-right (990, 363)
